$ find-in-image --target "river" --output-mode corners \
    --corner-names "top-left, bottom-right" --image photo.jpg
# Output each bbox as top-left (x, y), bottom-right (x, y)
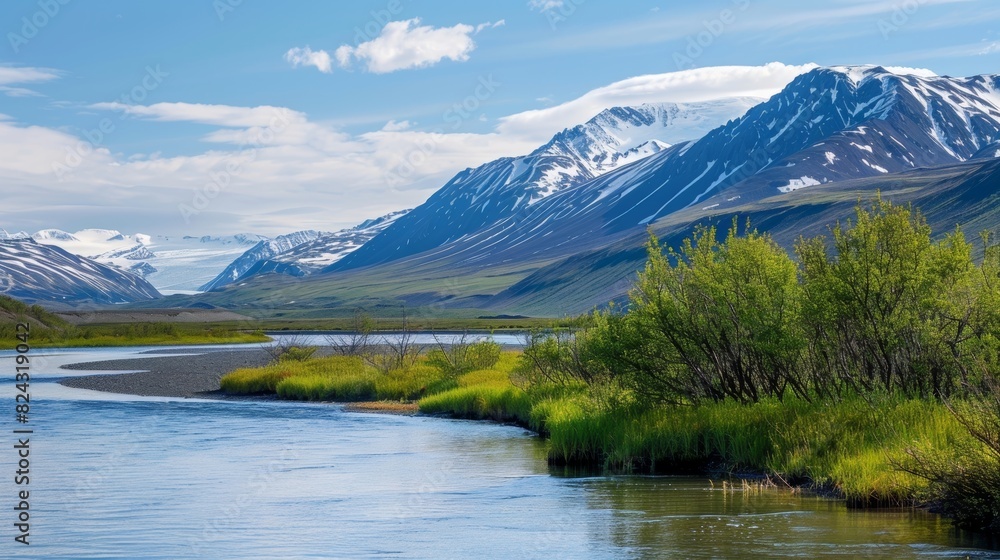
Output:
top-left (2, 343), bottom-right (999, 559)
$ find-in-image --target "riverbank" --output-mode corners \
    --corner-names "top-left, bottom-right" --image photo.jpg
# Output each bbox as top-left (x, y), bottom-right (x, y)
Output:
top-left (212, 350), bottom-right (983, 513)
top-left (57, 347), bottom-right (971, 520)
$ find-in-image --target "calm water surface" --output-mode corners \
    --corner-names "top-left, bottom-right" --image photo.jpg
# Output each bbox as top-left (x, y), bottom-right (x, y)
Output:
top-left (2, 345), bottom-right (998, 559)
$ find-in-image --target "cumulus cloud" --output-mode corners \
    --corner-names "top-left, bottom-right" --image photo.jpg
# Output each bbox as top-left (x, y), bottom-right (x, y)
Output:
top-left (334, 18), bottom-right (491, 73)
top-left (284, 46), bottom-right (333, 73)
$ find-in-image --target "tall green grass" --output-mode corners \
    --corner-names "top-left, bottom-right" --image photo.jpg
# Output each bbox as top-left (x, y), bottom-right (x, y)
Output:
top-left (220, 355), bottom-right (454, 401)
top-left (221, 347), bottom-right (977, 508)
top-left (530, 394), bottom-right (968, 505)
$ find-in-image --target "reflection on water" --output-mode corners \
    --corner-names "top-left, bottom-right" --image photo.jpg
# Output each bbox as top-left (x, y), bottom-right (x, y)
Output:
top-left (2, 346), bottom-right (999, 558)
top-left (572, 477), bottom-right (997, 558)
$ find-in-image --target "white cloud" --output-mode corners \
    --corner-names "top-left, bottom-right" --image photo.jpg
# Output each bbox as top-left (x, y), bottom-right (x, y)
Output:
top-left (3, 64), bottom-right (810, 235)
top-left (0, 66), bottom-right (60, 85)
top-left (284, 46), bottom-right (333, 73)
top-left (90, 101), bottom-right (302, 128)
top-left (0, 87), bottom-right (44, 97)
top-left (882, 66), bottom-right (938, 76)
top-left (0, 65), bottom-right (60, 97)
top-left (528, 0), bottom-right (565, 12)
top-left (979, 41), bottom-right (1000, 55)
top-left (497, 62), bottom-right (816, 144)
top-left (381, 120), bottom-right (412, 131)
top-left (475, 20), bottom-right (505, 33)
top-left (334, 18), bottom-right (489, 73)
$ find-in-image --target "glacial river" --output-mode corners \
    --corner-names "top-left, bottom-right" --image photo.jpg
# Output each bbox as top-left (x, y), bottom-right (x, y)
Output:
top-left (2, 343), bottom-right (999, 559)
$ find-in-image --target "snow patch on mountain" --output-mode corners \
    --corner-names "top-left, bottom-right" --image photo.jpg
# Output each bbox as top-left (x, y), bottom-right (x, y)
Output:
top-left (777, 176), bottom-right (821, 193)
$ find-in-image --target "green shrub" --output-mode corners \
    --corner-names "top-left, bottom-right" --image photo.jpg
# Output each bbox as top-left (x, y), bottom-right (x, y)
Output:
top-left (278, 346), bottom-right (318, 362)
top-left (426, 336), bottom-right (502, 377)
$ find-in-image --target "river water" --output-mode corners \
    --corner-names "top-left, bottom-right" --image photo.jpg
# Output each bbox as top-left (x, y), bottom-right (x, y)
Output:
top-left (2, 344), bottom-right (999, 559)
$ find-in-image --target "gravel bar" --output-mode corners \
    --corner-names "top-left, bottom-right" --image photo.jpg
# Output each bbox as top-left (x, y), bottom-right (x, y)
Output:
top-left (59, 348), bottom-right (274, 398)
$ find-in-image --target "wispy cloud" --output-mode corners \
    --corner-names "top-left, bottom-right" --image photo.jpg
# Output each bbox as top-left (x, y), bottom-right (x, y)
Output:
top-left (884, 39), bottom-right (1000, 61)
top-left (89, 101), bottom-right (301, 128)
top-left (498, 62), bottom-right (816, 143)
top-left (751, 0), bottom-right (976, 32)
top-left (528, 0), bottom-right (565, 11)
top-left (0, 65), bottom-right (60, 97)
top-left (519, 0), bottom-right (985, 55)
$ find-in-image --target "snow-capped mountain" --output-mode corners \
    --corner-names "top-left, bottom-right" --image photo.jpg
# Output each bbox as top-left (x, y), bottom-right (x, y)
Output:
top-left (0, 230), bottom-right (30, 240)
top-left (0, 238), bottom-right (161, 304)
top-left (31, 229), bottom-right (268, 293)
top-left (199, 230), bottom-right (326, 291)
top-left (202, 210), bottom-right (410, 291)
top-left (95, 244), bottom-right (156, 261)
top-left (332, 98), bottom-right (761, 271)
top-left (328, 66), bottom-right (1000, 275)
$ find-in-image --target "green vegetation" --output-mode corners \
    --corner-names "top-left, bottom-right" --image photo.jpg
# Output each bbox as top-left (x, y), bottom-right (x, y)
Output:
top-left (219, 344), bottom-right (970, 508)
top-left (0, 295), bottom-right (269, 348)
top-left (517, 196), bottom-right (1000, 533)
top-left (219, 197), bottom-right (1000, 534)
top-left (223, 355), bottom-right (456, 402)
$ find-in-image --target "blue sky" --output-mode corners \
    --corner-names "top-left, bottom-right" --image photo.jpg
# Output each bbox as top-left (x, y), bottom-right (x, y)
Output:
top-left (0, 0), bottom-right (998, 235)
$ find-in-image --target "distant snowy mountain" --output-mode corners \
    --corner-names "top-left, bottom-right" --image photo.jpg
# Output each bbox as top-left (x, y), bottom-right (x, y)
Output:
top-left (95, 244), bottom-right (156, 261)
top-left (0, 229), bottom-right (30, 240)
top-left (200, 230), bottom-right (326, 291)
top-left (31, 229), bottom-right (268, 293)
top-left (202, 210), bottom-right (410, 291)
top-left (333, 98), bottom-right (761, 271)
top-left (0, 238), bottom-right (161, 304)
top-left (32, 229), bottom-right (78, 242)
